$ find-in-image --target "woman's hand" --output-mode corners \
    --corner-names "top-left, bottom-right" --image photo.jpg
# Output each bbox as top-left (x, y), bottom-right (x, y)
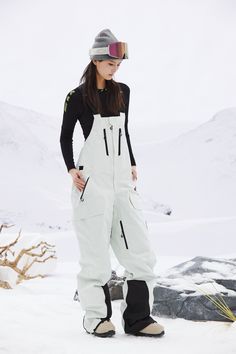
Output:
top-left (69, 168), bottom-right (86, 192)
top-left (131, 166), bottom-right (137, 181)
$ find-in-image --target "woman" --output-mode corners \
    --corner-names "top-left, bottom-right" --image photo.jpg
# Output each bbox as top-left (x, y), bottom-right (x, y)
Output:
top-left (60, 28), bottom-right (165, 338)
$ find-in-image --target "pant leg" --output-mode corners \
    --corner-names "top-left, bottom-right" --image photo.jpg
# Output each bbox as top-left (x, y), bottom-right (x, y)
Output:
top-left (71, 184), bottom-right (113, 333)
top-left (110, 188), bottom-right (157, 334)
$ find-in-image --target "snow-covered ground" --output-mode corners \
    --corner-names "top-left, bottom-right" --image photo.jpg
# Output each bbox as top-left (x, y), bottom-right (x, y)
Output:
top-left (1, 223), bottom-right (236, 353)
top-left (0, 256), bottom-right (235, 354)
top-left (1, 102), bottom-right (236, 353)
top-left (1, 1), bottom-right (236, 352)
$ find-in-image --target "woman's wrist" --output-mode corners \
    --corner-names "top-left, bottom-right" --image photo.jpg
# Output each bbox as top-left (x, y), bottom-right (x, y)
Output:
top-left (68, 167), bottom-right (77, 174)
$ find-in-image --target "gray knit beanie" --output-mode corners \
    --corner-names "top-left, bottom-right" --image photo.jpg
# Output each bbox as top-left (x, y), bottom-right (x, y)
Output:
top-left (89, 28), bottom-right (124, 60)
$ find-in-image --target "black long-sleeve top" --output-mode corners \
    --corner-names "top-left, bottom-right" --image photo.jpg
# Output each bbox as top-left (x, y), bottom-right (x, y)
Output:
top-left (59, 82), bottom-right (136, 172)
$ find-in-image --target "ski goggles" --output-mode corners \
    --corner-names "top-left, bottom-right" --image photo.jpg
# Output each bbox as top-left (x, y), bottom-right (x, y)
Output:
top-left (89, 42), bottom-right (128, 59)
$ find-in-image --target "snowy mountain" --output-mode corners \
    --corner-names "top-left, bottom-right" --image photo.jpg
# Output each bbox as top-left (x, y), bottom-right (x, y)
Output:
top-left (137, 107), bottom-right (236, 218)
top-left (1, 101), bottom-right (236, 233)
top-left (0, 101), bottom-right (72, 232)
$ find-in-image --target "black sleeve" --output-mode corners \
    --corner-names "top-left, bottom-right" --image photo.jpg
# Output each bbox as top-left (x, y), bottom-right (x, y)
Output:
top-left (59, 89), bottom-right (81, 172)
top-left (124, 85), bottom-right (136, 166)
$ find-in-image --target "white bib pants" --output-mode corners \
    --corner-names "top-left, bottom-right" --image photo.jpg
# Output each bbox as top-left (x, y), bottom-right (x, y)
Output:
top-left (71, 112), bottom-right (157, 334)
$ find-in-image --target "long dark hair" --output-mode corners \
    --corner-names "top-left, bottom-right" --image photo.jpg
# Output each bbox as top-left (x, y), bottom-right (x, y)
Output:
top-left (79, 60), bottom-right (125, 115)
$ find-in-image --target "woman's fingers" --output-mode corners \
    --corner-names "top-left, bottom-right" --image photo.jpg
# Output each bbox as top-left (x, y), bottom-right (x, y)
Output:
top-left (74, 179), bottom-right (85, 191)
top-left (69, 169), bottom-right (87, 191)
top-left (74, 177), bottom-right (85, 191)
top-left (131, 166), bottom-right (138, 181)
top-left (70, 170), bottom-right (86, 191)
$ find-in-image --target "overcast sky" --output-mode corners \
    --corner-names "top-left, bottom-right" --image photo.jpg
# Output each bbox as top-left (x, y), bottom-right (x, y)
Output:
top-left (0, 0), bottom-right (236, 126)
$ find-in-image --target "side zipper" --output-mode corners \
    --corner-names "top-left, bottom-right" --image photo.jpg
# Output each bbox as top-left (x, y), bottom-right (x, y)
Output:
top-left (118, 128), bottom-right (122, 156)
top-left (103, 128), bottom-right (109, 155)
top-left (119, 220), bottom-right (128, 249)
top-left (80, 176), bottom-right (90, 202)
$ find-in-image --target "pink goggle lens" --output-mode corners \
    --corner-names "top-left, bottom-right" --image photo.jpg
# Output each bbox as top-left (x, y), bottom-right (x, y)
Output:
top-left (108, 42), bottom-right (128, 59)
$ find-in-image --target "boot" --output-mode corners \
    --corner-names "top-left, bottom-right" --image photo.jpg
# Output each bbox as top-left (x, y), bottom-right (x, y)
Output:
top-left (135, 322), bottom-right (165, 337)
top-left (93, 319), bottom-right (116, 338)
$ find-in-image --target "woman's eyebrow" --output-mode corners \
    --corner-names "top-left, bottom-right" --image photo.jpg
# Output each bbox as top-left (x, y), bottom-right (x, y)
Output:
top-left (109, 60), bottom-right (121, 64)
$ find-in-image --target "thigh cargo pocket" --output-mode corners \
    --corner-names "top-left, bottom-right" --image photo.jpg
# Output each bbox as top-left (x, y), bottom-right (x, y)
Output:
top-left (128, 190), bottom-right (149, 230)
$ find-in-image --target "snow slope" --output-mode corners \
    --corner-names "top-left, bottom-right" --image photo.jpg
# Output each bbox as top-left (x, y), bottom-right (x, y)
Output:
top-left (1, 102), bottom-right (236, 229)
top-left (0, 100), bottom-right (72, 231)
top-left (137, 107), bottom-right (236, 218)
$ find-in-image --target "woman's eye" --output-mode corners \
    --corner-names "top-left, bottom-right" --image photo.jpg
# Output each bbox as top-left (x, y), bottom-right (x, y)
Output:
top-left (108, 63), bottom-right (121, 68)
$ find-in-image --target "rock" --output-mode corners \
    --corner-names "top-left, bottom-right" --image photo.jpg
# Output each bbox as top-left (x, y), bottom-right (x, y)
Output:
top-left (108, 270), bottom-right (125, 300)
top-left (152, 286), bottom-right (236, 321)
top-left (73, 270), bottom-right (125, 302)
top-left (152, 256), bottom-right (236, 321)
top-left (214, 279), bottom-right (236, 292)
top-left (73, 257), bottom-right (236, 322)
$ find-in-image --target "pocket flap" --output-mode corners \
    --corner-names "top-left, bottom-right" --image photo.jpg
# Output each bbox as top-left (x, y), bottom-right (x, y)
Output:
top-left (73, 194), bottom-right (106, 219)
top-left (129, 191), bottom-right (143, 210)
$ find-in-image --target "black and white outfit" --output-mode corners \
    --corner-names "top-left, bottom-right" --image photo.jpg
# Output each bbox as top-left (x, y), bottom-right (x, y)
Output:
top-left (60, 82), bottom-right (159, 335)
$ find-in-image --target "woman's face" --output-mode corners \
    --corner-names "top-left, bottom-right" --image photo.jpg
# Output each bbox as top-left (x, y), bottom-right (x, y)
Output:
top-left (93, 59), bottom-right (122, 80)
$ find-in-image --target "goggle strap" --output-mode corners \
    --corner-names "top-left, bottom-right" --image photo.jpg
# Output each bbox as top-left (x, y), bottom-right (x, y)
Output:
top-left (89, 47), bottom-right (109, 56)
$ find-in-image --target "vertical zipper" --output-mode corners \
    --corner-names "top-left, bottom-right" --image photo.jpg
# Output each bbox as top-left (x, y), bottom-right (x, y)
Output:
top-left (80, 176), bottom-right (90, 202)
top-left (120, 220), bottom-right (128, 249)
top-left (109, 124), bottom-right (115, 190)
top-left (118, 128), bottom-right (122, 156)
top-left (103, 128), bottom-right (109, 155)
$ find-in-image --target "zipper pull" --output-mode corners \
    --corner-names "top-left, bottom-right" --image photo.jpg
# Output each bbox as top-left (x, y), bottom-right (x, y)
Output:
top-left (110, 125), bottom-right (113, 130)
top-left (80, 176), bottom-right (90, 202)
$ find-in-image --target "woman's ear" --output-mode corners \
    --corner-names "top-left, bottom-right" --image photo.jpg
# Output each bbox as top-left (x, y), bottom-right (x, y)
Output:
top-left (92, 59), bottom-right (97, 66)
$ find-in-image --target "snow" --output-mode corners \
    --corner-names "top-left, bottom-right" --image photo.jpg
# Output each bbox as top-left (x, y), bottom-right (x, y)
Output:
top-left (0, 13), bottom-right (235, 354)
top-left (0, 258), bottom-right (235, 354)
top-left (1, 228), bottom-right (236, 353)
top-left (148, 215), bottom-right (236, 256)
top-left (137, 108), bottom-right (236, 218)
top-left (155, 254), bottom-right (236, 294)
top-left (1, 101), bottom-right (236, 236)
top-left (1, 99), bottom-right (236, 352)
top-left (1, 3), bottom-right (236, 349)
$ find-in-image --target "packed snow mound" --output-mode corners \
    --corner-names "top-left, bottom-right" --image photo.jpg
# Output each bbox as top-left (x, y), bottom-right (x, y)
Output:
top-left (160, 255), bottom-right (236, 282)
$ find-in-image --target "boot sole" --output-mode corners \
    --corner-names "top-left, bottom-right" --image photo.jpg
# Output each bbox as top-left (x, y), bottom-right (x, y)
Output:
top-left (93, 330), bottom-right (116, 338)
top-left (134, 330), bottom-right (165, 337)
